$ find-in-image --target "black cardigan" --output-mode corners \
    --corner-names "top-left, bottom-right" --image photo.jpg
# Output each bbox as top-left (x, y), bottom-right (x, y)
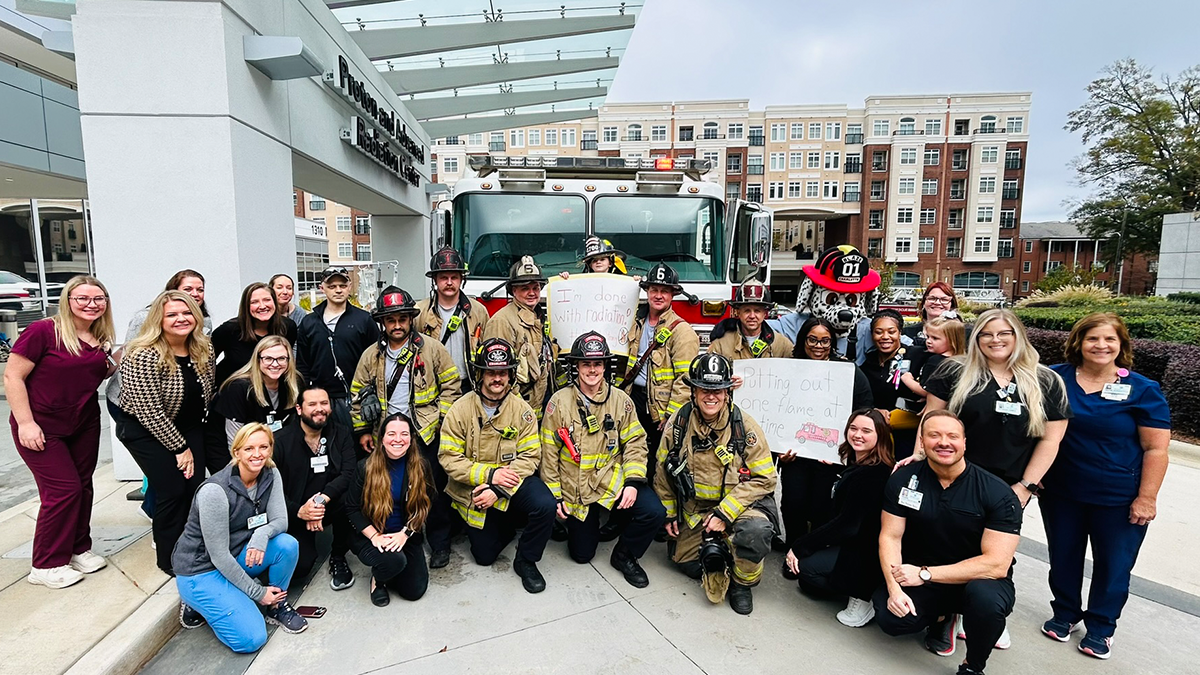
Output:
top-left (272, 417), bottom-right (356, 527)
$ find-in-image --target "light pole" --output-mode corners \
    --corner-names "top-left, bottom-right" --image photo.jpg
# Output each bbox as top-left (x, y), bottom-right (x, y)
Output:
top-left (1113, 207), bottom-right (1128, 295)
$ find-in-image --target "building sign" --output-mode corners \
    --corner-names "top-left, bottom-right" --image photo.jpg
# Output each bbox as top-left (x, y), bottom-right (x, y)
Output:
top-left (325, 55), bottom-right (424, 187)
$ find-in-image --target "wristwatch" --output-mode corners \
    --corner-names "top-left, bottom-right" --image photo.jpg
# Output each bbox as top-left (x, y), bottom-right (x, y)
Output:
top-left (919, 566), bottom-right (932, 582)
top-left (1019, 479), bottom-right (1041, 496)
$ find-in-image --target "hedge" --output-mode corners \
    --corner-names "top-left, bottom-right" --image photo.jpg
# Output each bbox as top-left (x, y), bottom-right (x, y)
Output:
top-left (1168, 292), bottom-right (1200, 305)
top-left (1015, 303), bottom-right (1200, 344)
top-left (1027, 327), bottom-right (1200, 438)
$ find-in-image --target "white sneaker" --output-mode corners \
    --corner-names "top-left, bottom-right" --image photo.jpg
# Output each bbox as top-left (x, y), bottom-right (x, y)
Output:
top-left (957, 619), bottom-right (1011, 650)
top-left (28, 565), bottom-right (85, 589)
top-left (70, 550), bottom-right (108, 574)
top-left (836, 597), bottom-right (876, 627)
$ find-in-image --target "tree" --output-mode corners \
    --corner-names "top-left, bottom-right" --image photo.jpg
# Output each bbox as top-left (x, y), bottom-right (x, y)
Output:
top-left (1066, 59), bottom-right (1200, 256)
top-left (1035, 264), bottom-right (1101, 293)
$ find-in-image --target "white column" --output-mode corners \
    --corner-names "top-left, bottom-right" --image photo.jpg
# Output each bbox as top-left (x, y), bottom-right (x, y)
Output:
top-left (371, 213), bottom-right (431, 297)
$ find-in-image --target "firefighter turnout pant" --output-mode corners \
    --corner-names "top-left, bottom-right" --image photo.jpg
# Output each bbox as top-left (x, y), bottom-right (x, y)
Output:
top-left (564, 484), bottom-right (665, 564)
top-left (672, 507), bottom-right (773, 587)
top-left (461, 476), bottom-right (557, 566)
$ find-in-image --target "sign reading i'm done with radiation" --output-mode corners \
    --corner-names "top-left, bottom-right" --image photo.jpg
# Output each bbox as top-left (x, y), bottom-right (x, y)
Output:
top-left (546, 274), bottom-right (640, 356)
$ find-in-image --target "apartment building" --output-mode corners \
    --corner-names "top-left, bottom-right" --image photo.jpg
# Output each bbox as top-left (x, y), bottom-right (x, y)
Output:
top-left (294, 189), bottom-right (372, 264)
top-left (429, 93), bottom-right (1033, 300)
top-left (1019, 221), bottom-right (1157, 297)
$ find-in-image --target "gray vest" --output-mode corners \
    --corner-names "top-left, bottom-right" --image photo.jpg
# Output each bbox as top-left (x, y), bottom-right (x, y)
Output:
top-left (171, 463), bottom-right (275, 577)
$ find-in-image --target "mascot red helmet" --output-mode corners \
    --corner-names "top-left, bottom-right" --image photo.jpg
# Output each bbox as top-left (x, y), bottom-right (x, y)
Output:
top-left (803, 245), bottom-right (881, 293)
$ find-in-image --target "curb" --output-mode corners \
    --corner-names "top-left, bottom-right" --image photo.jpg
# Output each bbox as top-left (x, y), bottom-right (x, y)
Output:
top-left (65, 587), bottom-right (180, 675)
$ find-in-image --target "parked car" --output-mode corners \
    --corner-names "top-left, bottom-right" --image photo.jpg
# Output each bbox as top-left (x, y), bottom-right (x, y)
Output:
top-left (0, 271), bottom-right (64, 310)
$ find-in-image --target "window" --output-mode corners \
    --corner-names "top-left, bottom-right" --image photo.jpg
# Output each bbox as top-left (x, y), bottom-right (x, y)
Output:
top-left (443, 156), bottom-right (459, 174)
top-left (977, 206), bottom-right (995, 222)
top-left (807, 152), bottom-right (821, 169)
top-left (809, 122), bottom-right (822, 139)
top-left (918, 237), bottom-right (935, 254)
top-left (979, 176), bottom-right (996, 193)
top-left (702, 122), bottom-right (719, 139)
top-left (897, 207), bottom-right (913, 223)
top-left (528, 129), bottom-right (541, 146)
top-left (442, 136), bottom-right (461, 145)
top-left (702, 151), bottom-right (720, 167)
top-left (823, 181), bottom-right (839, 199)
top-left (1025, 240), bottom-right (1034, 253)
top-left (920, 208), bottom-right (937, 224)
top-left (894, 271), bottom-right (921, 288)
top-left (998, 238), bottom-right (1014, 258)
top-left (727, 154), bottom-right (742, 173)
top-left (898, 117), bottom-right (916, 135)
top-left (925, 118), bottom-right (943, 135)
top-left (355, 216), bottom-right (370, 235)
top-left (1022, 280), bottom-right (1030, 292)
top-left (509, 129), bottom-right (524, 147)
top-left (768, 181), bottom-right (785, 200)
top-left (1006, 116), bottom-right (1024, 134)
top-left (336, 215), bottom-right (351, 231)
top-left (948, 209), bottom-right (964, 228)
top-left (955, 271), bottom-right (1000, 288)
top-left (561, 128), bottom-right (575, 146)
top-left (844, 181), bottom-right (860, 198)
top-left (771, 123), bottom-right (787, 142)
top-left (898, 178), bottom-right (915, 194)
top-left (950, 178), bottom-right (966, 199)
top-left (870, 181), bottom-right (886, 200)
top-left (1003, 179), bottom-right (1019, 199)
top-left (954, 119), bottom-right (970, 135)
top-left (309, 198), bottom-right (326, 211)
top-left (790, 123), bottom-right (804, 140)
top-left (650, 125), bottom-right (667, 142)
top-left (726, 183), bottom-right (741, 201)
top-left (979, 116), bottom-right (997, 133)
top-left (826, 122), bottom-right (842, 140)
top-left (872, 150), bottom-right (888, 171)
top-left (582, 130), bottom-right (596, 142)
top-left (869, 210), bottom-right (885, 229)
top-left (946, 237), bottom-right (962, 258)
top-left (468, 133), bottom-right (483, 145)
top-left (952, 149), bottom-right (969, 170)
top-left (867, 238), bottom-right (883, 257)
top-left (626, 124), bottom-right (643, 141)
top-left (974, 237), bottom-right (992, 253)
top-left (1005, 148), bottom-right (1021, 169)
top-left (872, 119), bottom-right (890, 136)
top-left (679, 125), bottom-right (694, 141)
top-left (788, 181), bottom-right (802, 198)
top-left (337, 242), bottom-right (352, 258)
top-left (749, 126), bottom-right (763, 142)
top-left (920, 149), bottom-right (940, 167)
top-left (603, 126), bottom-right (617, 143)
top-left (824, 151), bottom-right (840, 170)
top-left (1046, 260), bottom-right (1062, 272)
top-left (845, 153), bottom-right (862, 171)
top-left (1000, 209), bottom-right (1016, 228)
top-left (922, 179), bottom-right (938, 195)
top-left (770, 152), bottom-right (786, 171)
top-left (746, 184), bottom-right (763, 202)
top-left (789, 152), bottom-right (804, 169)
top-left (899, 148), bottom-right (917, 165)
top-left (748, 154), bottom-right (764, 173)
top-left (981, 146), bottom-right (999, 163)
top-left (847, 123), bottom-right (863, 136)
top-left (727, 123), bottom-right (744, 140)
top-left (806, 181), bottom-right (820, 198)
top-left (356, 243), bottom-right (371, 261)
top-left (545, 128), bottom-right (559, 146)
top-left (1023, 261), bottom-right (1032, 273)
top-left (895, 237), bottom-right (912, 254)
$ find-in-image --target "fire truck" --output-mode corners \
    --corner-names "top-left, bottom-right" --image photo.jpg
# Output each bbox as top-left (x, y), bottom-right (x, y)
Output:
top-left (432, 154), bottom-right (774, 344)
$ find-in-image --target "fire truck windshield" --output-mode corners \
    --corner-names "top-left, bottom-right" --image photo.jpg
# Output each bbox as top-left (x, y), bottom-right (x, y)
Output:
top-left (594, 195), bottom-right (725, 282)
top-left (453, 193), bottom-right (587, 278)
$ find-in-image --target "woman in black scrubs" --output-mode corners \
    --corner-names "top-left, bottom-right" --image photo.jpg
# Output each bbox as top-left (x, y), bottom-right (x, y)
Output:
top-left (859, 310), bottom-right (919, 459)
top-left (212, 336), bottom-right (301, 449)
top-left (211, 282), bottom-right (298, 388)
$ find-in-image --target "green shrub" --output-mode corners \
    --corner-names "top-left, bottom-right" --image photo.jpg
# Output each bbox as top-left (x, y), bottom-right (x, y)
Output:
top-left (1017, 284), bottom-right (1113, 308)
top-left (1017, 308), bottom-right (1200, 343)
top-left (1168, 292), bottom-right (1200, 305)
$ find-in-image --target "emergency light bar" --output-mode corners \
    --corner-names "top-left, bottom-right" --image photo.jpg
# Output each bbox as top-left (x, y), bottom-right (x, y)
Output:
top-left (468, 154), bottom-right (712, 177)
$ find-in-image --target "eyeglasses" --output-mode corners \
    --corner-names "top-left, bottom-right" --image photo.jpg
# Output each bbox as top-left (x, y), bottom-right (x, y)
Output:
top-left (70, 295), bottom-right (109, 306)
top-left (258, 355), bottom-right (289, 365)
top-left (805, 337), bottom-right (832, 347)
top-left (978, 330), bottom-right (1015, 342)
top-left (924, 296), bottom-right (953, 306)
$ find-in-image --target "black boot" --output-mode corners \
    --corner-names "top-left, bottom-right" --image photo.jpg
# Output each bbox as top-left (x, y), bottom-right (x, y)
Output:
top-left (728, 583), bottom-right (754, 615)
top-left (370, 578), bottom-right (390, 607)
top-left (513, 558), bottom-right (546, 594)
top-left (610, 546), bottom-right (649, 588)
top-left (551, 520), bottom-right (569, 542)
top-left (429, 549), bottom-right (451, 569)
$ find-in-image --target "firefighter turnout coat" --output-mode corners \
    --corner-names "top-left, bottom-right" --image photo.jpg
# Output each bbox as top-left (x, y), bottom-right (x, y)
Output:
top-left (414, 295), bottom-right (489, 384)
top-left (483, 303), bottom-right (557, 416)
top-left (349, 333), bottom-right (460, 444)
top-left (706, 318), bottom-right (794, 360)
top-left (617, 307), bottom-right (699, 424)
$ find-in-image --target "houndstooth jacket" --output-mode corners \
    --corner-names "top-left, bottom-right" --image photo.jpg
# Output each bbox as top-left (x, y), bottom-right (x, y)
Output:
top-left (118, 345), bottom-right (215, 453)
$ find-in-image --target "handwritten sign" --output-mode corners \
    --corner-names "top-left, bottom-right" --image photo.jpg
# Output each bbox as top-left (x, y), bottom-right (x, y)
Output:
top-left (733, 358), bottom-right (855, 463)
top-left (547, 274), bottom-right (640, 356)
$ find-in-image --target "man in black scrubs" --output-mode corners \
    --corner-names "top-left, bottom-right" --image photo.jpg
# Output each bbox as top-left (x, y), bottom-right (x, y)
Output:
top-left (875, 409), bottom-right (1022, 675)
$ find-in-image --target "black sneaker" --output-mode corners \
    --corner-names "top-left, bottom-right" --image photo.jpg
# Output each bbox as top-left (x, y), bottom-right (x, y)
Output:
top-left (550, 521), bottom-right (569, 542)
top-left (925, 614), bottom-right (958, 657)
top-left (728, 583), bottom-right (753, 615)
top-left (610, 546), bottom-right (649, 588)
top-left (513, 558), bottom-right (546, 594)
top-left (956, 665), bottom-right (985, 675)
top-left (179, 603), bottom-right (206, 629)
top-left (429, 549), bottom-right (451, 569)
top-left (370, 578), bottom-right (390, 607)
top-left (329, 556), bottom-right (354, 591)
top-left (264, 602), bottom-right (309, 634)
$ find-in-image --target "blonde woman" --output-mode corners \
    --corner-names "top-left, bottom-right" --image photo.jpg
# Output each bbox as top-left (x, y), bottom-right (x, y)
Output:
top-left (5, 276), bottom-right (117, 589)
top-left (345, 413), bottom-right (434, 607)
top-left (114, 290), bottom-right (215, 574)
top-left (213, 336), bottom-right (301, 449)
top-left (923, 308), bottom-right (1072, 505)
top-left (172, 423), bottom-right (306, 651)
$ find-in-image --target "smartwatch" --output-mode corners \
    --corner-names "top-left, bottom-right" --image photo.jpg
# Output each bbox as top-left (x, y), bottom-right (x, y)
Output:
top-left (919, 566), bottom-right (932, 583)
top-left (1019, 479), bottom-right (1041, 496)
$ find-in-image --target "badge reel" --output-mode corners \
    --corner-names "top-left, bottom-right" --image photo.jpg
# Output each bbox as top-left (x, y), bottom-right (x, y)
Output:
top-left (267, 412), bottom-right (282, 433)
top-left (310, 437), bottom-right (328, 473)
top-left (995, 382), bottom-right (1021, 415)
top-left (247, 512), bottom-right (269, 529)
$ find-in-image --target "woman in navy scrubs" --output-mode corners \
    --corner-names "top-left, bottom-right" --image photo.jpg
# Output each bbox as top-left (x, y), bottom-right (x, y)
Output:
top-left (1042, 313), bottom-right (1171, 660)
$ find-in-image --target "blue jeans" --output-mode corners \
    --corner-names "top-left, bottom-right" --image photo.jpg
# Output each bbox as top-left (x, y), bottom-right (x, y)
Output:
top-left (175, 534), bottom-right (299, 653)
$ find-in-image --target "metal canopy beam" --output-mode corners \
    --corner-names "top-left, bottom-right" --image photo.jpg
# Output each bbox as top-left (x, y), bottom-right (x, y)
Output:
top-left (407, 86), bottom-right (606, 120)
top-left (384, 56), bottom-right (617, 95)
top-left (423, 110), bottom-right (597, 139)
top-left (349, 15), bottom-right (634, 61)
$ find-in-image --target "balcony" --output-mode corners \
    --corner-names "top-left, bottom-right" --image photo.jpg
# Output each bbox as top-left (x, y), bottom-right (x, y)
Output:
top-left (581, 139), bottom-right (598, 150)
top-left (679, 130), bottom-right (694, 142)
top-left (946, 248), bottom-right (963, 258)
top-left (747, 165), bottom-right (765, 175)
top-left (845, 133), bottom-right (864, 144)
top-left (748, 135), bottom-right (765, 146)
top-left (951, 161), bottom-right (969, 171)
top-left (950, 190), bottom-right (966, 200)
top-left (974, 127), bottom-right (1000, 134)
top-left (746, 193), bottom-right (763, 204)
top-left (1002, 188), bottom-right (1020, 200)
top-left (1005, 158), bottom-right (1023, 170)
top-left (622, 135), bottom-right (645, 142)
top-left (871, 162), bottom-right (887, 172)
top-left (843, 192), bottom-right (861, 203)
top-left (893, 129), bottom-right (923, 136)
top-left (488, 141), bottom-right (506, 152)
top-left (844, 162), bottom-right (862, 174)
top-left (701, 132), bottom-right (725, 140)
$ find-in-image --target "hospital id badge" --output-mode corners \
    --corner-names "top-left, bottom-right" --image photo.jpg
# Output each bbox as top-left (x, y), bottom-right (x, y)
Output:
top-left (1101, 383), bottom-right (1131, 401)
top-left (310, 455), bottom-right (329, 473)
top-left (247, 513), bottom-right (268, 529)
top-left (898, 487), bottom-right (923, 510)
top-left (995, 400), bottom-right (1022, 415)
top-left (268, 419), bottom-right (283, 432)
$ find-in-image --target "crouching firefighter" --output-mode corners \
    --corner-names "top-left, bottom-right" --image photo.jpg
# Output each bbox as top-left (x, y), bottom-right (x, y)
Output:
top-left (654, 352), bottom-right (779, 615)
top-left (541, 332), bottom-right (666, 588)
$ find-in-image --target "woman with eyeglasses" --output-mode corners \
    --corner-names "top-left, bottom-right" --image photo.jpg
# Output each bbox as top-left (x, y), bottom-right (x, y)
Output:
top-left (212, 336), bottom-right (301, 449)
top-left (211, 282), bottom-right (299, 388)
top-left (904, 282), bottom-right (959, 350)
top-left (6, 276), bottom-right (117, 589)
top-left (778, 317), bottom-right (873, 572)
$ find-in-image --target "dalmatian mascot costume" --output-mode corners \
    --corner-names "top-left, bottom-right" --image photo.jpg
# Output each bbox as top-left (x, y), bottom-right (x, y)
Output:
top-left (767, 245), bottom-right (880, 365)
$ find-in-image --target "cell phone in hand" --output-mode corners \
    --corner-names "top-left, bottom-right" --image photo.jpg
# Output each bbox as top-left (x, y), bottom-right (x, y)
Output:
top-left (295, 605), bottom-right (326, 618)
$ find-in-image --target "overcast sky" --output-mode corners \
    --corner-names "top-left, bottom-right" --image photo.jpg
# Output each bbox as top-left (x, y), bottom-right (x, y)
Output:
top-left (607, 0), bottom-right (1200, 222)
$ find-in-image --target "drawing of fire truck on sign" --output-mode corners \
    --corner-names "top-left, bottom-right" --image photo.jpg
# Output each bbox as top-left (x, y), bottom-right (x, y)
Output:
top-left (795, 422), bottom-right (839, 448)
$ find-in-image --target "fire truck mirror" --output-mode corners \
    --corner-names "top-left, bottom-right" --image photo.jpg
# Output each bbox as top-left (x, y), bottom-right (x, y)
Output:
top-left (749, 212), bottom-right (772, 268)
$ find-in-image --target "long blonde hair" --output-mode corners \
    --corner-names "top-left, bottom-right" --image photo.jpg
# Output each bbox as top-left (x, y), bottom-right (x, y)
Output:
top-left (925, 315), bottom-right (966, 357)
top-left (125, 290), bottom-right (212, 377)
top-left (362, 414), bottom-right (432, 533)
top-left (53, 275), bottom-right (115, 357)
top-left (945, 308), bottom-right (1064, 438)
top-left (221, 335), bottom-right (300, 408)
top-left (228, 422), bottom-right (277, 469)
